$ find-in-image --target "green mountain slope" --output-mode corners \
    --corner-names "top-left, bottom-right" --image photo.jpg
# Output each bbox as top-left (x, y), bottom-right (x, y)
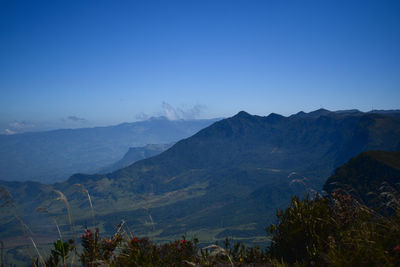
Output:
top-left (1, 109), bottom-right (400, 247)
top-left (324, 150), bottom-right (400, 212)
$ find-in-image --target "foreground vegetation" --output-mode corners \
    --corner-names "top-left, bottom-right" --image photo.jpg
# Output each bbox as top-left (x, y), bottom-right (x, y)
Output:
top-left (14, 191), bottom-right (396, 266)
top-left (268, 194), bottom-right (400, 266)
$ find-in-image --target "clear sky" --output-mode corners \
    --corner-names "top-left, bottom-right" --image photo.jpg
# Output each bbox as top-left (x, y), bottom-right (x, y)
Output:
top-left (1, 0), bottom-right (399, 133)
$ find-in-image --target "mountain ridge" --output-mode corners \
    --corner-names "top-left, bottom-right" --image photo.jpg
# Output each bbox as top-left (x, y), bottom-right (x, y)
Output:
top-left (1, 109), bottom-right (400, 246)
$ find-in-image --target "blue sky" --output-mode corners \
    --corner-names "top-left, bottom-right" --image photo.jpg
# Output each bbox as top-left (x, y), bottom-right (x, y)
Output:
top-left (1, 0), bottom-right (399, 133)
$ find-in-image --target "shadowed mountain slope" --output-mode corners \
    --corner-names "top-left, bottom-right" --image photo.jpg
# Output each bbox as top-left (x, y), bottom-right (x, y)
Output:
top-left (324, 150), bottom-right (400, 213)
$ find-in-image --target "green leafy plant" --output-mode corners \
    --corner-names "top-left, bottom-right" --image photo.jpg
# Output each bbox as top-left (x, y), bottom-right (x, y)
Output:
top-left (45, 239), bottom-right (74, 266)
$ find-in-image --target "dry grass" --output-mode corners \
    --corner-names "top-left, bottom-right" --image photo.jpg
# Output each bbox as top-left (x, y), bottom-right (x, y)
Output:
top-left (74, 184), bottom-right (95, 228)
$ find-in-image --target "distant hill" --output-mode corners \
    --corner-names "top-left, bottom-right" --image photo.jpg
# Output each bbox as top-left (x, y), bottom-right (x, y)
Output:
top-left (1, 109), bottom-right (400, 246)
top-left (98, 143), bottom-right (173, 174)
top-left (0, 117), bottom-right (219, 183)
top-left (324, 150), bottom-right (400, 212)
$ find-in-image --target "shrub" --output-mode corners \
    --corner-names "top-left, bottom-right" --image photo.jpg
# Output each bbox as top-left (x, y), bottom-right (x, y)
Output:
top-left (267, 194), bottom-right (400, 266)
top-left (36, 192), bottom-right (400, 266)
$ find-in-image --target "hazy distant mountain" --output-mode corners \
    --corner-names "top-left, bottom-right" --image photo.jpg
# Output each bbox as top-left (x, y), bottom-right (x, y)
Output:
top-left (0, 117), bottom-right (219, 183)
top-left (324, 150), bottom-right (400, 212)
top-left (98, 143), bottom-right (173, 174)
top-left (1, 109), bottom-right (400, 246)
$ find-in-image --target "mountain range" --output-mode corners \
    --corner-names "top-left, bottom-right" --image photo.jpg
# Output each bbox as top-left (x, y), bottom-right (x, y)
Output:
top-left (0, 117), bottom-right (218, 183)
top-left (1, 109), bottom-right (400, 249)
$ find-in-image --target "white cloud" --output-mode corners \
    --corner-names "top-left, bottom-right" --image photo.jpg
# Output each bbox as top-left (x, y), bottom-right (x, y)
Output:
top-left (4, 129), bottom-right (16, 135)
top-left (9, 121), bottom-right (35, 129)
top-left (135, 112), bottom-right (150, 121)
top-left (134, 102), bottom-right (207, 122)
top-left (162, 102), bottom-right (179, 120)
top-left (3, 121), bottom-right (36, 133)
top-left (67, 115), bottom-right (87, 122)
top-left (162, 102), bottom-right (206, 120)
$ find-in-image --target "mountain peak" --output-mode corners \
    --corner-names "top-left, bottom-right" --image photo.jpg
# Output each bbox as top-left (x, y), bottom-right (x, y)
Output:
top-left (266, 112), bottom-right (285, 123)
top-left (292, 108), bottom-right (332, 119)
top-left (334, 109), bottom-right (361, 114)
top-left (230, 111), bottom-right (258, 122)
top-left (309, 108), bottom-right (331, 116)
top-left (235, 111), bottom-right (252, 117)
